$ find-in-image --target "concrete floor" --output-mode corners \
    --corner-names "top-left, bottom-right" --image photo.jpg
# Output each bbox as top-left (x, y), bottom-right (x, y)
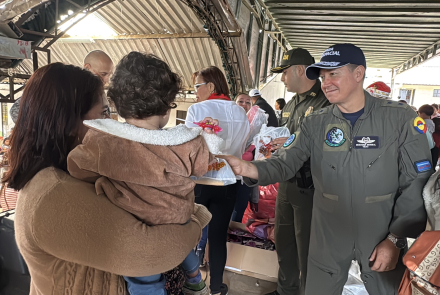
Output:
top-left (201, 268), bottom-right (277, 295)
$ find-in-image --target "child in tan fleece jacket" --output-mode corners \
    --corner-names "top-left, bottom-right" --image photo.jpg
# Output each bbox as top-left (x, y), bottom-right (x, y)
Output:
top-left (68, 52), bottom-right (224, 295)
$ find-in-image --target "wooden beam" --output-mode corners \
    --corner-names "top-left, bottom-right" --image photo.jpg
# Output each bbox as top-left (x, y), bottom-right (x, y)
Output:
top-left (0, 72), bottom-right (31, 80)
top-left (61, 32), bottom-right (219, 40)
top-left (20, 28), bottom-right (56, 38)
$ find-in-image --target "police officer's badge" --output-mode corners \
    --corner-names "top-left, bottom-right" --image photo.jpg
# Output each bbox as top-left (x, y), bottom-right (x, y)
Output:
top-left (283, 134), bottom-right (296, 148)
top-left (414, 117), bottom-right (427, 134)
top-left (305, 106), bottom-right (314, 117)
top-left (325, 127), bottom-right (346, 147)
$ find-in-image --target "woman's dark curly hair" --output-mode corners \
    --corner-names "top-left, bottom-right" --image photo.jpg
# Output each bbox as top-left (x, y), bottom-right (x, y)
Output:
top-left (108, 52), bottom-right (182, 119)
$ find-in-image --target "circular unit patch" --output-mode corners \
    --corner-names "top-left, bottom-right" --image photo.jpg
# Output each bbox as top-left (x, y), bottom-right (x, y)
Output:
top-left (414, 117), bottom-right (427, 134)
top-left (283, 134), bottom-right (296, 148)
top-left (325, 127), bottom-right (346, 147)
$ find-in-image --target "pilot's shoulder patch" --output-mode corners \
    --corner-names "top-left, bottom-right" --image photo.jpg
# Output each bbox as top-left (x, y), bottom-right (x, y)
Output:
top-left (381, 100), bottom-right (408, 109)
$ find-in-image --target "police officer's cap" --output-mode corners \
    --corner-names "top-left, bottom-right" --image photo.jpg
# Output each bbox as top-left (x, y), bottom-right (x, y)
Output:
top-left (270, 48), bottom-right (315, 73)
top-left (306, 43), bottom-right (366, 80)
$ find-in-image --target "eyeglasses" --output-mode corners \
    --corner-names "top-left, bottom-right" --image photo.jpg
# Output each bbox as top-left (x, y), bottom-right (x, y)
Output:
top-left (194, 82), bottom-right (207, 91)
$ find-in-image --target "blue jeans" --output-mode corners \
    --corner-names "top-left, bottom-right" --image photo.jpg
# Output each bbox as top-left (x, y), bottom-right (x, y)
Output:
top-left (124, 250), bottom-right (200, 294)
top-left (124, 274), bottom-right (166, 295)
top-left (198, 225), bottom-right (209, 250)
top-left (231, 183), bottom-right (252, 222)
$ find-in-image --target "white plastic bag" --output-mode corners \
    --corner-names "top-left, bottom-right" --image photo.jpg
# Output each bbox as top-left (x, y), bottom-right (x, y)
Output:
top-left (254, 124), bottom-right (290, 160)
top-left (342, 261), bottom-right (369, 295)
top-left (246, 106), bottom-right (268, 148)
top-left (191, 158), bottom-right (237, 186)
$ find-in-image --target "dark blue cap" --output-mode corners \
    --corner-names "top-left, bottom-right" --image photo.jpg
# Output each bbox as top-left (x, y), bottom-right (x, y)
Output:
top-left (306, 44), bottom-right (366, 80)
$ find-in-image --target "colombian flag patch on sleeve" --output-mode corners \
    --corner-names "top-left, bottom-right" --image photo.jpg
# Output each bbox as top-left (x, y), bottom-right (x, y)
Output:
top-left (414, 117), bottom-right (427, 134)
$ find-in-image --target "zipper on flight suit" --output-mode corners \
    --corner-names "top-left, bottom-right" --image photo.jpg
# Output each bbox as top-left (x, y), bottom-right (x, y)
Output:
top-left (339, 117), bottom-right (364, 260)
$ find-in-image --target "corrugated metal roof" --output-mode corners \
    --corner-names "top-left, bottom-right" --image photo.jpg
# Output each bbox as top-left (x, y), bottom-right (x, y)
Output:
top-left (16, 0), bottom-right (226, 89)
top-left (94, 0), bottom-right (205, 35)
top-left (20, 37), bottom-right (225, 89)
top-left (265, 0), bottom-right (440, 68)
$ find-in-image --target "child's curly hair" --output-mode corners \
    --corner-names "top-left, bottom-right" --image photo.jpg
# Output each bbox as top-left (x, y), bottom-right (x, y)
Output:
top-left (108, 52), bottom-right (182, 119)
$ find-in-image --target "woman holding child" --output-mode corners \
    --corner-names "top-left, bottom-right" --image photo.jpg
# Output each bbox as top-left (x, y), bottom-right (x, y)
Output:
top-left (6, 59), bottom-right (211, 295)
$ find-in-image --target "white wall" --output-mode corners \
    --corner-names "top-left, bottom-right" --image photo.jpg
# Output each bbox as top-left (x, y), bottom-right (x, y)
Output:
top-left (400, 84), bottom-right (440, 109)
top-left (259, 73), bottom-right (288, 109)
top-left (165, 98), bottom-right (196, 128)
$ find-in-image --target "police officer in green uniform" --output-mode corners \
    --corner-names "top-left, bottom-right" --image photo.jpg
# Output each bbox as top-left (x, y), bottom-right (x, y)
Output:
top-left (267, 48), bottom-right (330, 295)
top-left (221, 44), bottom-right (432, 295)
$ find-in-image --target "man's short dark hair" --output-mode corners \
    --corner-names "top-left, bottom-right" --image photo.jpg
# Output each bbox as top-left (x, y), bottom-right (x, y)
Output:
top-left (276, 98), bottom-right (286, 110)
top-left (419, 104), bottom-right (435, 117)
top-left (108, 52), bottom-right (182, 119)
top-left (432, 103), bottom-right (439, 110)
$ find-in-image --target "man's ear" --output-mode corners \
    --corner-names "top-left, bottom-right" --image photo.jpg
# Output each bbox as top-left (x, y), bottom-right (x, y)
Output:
top-left (355, 66), bottom-right (366, 82)
top-left (84, 63), bottom-right (91, 70)
top-left (297, 65), bottom-right (305, 77)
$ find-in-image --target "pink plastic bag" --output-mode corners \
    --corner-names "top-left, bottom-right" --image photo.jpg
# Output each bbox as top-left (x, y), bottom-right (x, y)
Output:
top-left (242, 183), bottom-right (278, 241)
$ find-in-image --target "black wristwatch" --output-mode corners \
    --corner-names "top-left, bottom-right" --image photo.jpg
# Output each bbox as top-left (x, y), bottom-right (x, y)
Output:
top-left (387, 234), bottom-right (407, 249)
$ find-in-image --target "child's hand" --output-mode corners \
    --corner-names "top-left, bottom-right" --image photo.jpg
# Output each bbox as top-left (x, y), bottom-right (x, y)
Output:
top-left (197, 117), bottom-right (222, 134)
top-left (200, 117), bottom-right (219, 126)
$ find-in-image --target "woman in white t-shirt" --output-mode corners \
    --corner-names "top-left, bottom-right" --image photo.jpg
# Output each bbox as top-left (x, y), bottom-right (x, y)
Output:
top-left (186, 66), bottom-right (250, 295)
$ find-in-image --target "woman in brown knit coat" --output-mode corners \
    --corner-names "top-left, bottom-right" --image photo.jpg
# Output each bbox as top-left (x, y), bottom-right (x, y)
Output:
top-left (3, 63), bottom-right (209, 295)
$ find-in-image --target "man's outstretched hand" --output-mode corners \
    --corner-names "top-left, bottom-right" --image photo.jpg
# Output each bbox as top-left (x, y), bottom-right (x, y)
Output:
top-left (217, 155), bottom-right (245, 175)
top-left (217, 155), bottom-right (259, 179)
top-left (271, 137), bottom-right (288, 152)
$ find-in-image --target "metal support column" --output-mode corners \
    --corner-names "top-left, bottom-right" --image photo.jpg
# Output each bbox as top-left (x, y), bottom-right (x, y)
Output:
top-left (262, 21), bottom-right (272, 83)
top-left (254, 5), bottom-right (265, 87)
top-left (246, 13), bottom-right (253, 56)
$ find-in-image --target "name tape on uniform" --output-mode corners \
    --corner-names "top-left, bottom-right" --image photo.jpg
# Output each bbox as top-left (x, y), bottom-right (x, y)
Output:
top-left (353, 136), bottom-right (379, 149)
top-left (414, 160), bottom-right (432, 173)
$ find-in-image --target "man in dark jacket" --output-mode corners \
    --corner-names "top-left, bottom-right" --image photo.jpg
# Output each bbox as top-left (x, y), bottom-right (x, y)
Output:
top-left (249, 89), bottom-right (279, 127)
top-left (265, 48), bottom-right (330, 295)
